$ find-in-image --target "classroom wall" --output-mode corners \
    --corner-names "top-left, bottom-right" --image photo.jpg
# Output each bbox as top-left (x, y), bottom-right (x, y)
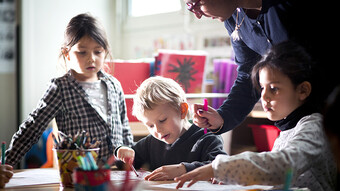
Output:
top-left (0, 1), bottom-right (18, 146)
top-left (0, 74), bottom-right (17, 147)
top-left (119, 5), bottom-right (231, 60)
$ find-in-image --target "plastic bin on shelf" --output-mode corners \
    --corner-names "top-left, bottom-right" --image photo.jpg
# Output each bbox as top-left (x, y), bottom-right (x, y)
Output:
top-left (248, 124), bottom-right (280, 152)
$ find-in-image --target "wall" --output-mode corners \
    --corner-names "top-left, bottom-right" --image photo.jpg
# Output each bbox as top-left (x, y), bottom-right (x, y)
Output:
top-left (0, 0), bottom-right (17, 146)
top-left (118, 2), bottom-right (233, 80)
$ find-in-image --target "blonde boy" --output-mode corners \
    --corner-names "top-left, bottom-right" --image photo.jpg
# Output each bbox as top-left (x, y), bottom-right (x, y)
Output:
top-left (116, 76), bottom-right (227, 181)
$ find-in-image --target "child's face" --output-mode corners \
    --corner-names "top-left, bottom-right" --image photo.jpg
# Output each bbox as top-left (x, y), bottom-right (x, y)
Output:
top-left (67, 35), bottom-right (106, 82)
top-left (140, 103), bottom-right (186, 144)
top-left (259, 67), bottom-right (303, 121)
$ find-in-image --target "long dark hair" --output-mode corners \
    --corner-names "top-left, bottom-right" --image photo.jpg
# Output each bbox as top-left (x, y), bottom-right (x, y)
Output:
top-left (251, 41), bottom-right (315, 102)
top-left (59, 13), bottom-right (112, 72)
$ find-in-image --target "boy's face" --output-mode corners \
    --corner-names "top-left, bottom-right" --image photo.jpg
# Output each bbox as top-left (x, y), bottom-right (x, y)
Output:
top-left (140, 103), bottom-right (186, 144)
top-left (259, 67), bottom-right (304, 121)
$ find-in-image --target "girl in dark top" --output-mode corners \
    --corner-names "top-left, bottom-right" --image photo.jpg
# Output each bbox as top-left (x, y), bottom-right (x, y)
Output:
top-left (116, 76), bottom-right (227, 181)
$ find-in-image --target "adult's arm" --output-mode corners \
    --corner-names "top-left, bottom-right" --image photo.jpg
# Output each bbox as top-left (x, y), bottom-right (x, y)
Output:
top-left (216, 39), bottom-right (261, 134)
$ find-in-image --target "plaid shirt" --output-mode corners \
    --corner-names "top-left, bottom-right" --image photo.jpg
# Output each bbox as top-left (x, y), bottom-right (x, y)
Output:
top-left (5, 70), bottom-right (134, 165)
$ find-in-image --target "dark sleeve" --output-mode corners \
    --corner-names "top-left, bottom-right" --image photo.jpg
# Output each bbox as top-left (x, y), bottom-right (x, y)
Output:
top-left (131, 135), bottom-right (151, 169)
top-left (216, 39), bottom-right (261, 134)
top-left (181, 134), bottom-right (227, 172)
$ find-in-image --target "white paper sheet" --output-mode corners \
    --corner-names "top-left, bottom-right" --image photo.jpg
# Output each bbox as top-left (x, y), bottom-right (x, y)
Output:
top-left (110, 170), bottom-right (150, 181)
top-left (5, 168), bottom-right (60, 188)
top-left (151, 181), bottom-right (274, 190)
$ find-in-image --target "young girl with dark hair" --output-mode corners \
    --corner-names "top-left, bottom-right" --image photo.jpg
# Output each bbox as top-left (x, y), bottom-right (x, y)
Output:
top-left (5, 13), bottom-right (133, 165)
top-left (175, 41), bottom-right (337, 191)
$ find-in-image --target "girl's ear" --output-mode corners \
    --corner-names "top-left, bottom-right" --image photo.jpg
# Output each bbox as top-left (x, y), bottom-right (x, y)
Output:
top-left (180, 103), bottom-right (189, 119)
top-left (298, 81), bottom-right (312, 101)
top-left (62, 48), bottom-right (70, 61)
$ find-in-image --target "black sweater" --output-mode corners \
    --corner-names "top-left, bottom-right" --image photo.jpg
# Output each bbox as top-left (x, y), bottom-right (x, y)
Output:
top-left (132, 124), bottom-right (227, 172)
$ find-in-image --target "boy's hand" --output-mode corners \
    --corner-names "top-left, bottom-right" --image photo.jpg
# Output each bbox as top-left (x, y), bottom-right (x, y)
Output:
top-left (116, 146), bottom-right (135, 164)
top-left (175, 163), bottom-right (214, 189)
top-left (0, 164), bottom-right (13, 188)
top-left (144, 164), bottom-right (186, 181)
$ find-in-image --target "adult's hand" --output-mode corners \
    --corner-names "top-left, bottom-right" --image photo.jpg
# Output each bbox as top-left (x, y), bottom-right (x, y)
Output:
top-left (191, 103), bottom-right (224, 130)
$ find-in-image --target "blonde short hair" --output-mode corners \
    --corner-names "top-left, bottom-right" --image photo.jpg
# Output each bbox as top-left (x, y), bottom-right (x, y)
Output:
top-left (132, 76), bottom-right (187, 120)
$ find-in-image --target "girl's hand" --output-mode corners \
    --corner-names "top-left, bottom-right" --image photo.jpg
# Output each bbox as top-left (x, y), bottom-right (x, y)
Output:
top-left (0, 164), bottom-right (13, 188)
top-left (175, 163), bottom-right (214, 189)
top-left (116, 146), bottom-right (135, 164)
top-left (144, 164), bottom-right (186, 181)
top-left (192, 104), bottom-right (224, 130)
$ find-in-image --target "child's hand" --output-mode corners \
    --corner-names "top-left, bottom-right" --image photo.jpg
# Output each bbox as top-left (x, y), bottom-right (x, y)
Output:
top-left (174, 163), bottom-right (214, 189)
top-left (116, 146), bottom-right (135, 164)
top-left (144, 164), bottom-right (186, 181)
top-left (0, 164), bottom-right (13, 188)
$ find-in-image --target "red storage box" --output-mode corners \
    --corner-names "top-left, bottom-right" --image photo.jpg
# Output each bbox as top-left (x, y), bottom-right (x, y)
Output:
top-left (248, 124), bottom-right (280, 152)
top-left (105, 61), bottom-right (150, 122)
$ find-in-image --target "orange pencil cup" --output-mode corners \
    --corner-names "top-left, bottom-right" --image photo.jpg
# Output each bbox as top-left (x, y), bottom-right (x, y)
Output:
top-left (54, 148), bottom-right (99, 188)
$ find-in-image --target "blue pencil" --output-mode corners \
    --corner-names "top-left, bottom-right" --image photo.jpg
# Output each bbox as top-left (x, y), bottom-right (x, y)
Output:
top-left (86, 152), bottom-right (98, 170)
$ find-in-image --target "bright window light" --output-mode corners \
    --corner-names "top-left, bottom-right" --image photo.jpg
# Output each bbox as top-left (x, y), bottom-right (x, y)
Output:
top-left (130, 0), bottom-right (181, 17)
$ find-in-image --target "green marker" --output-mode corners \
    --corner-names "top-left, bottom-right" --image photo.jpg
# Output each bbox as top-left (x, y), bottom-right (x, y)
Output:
top-left (284, 168), bottom-right (293, 191)
top-left (1, 141), bottom-right (6, 165)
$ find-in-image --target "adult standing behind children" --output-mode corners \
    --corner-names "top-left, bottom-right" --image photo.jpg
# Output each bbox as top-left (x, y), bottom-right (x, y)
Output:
top-left (184, 0), bottom-right (338, 134)
top-left (175, 41), bottom-right (337, 190)
top-left (5, 13), bottom-right (133, 166)
top-left (116, 76), bottom-right (227, 181)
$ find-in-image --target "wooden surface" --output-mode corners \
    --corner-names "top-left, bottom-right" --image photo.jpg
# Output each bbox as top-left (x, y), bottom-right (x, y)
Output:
top-left (4, 168), bottom-right (284, 191)
top-left (3, 168), bottom-right (178, 191)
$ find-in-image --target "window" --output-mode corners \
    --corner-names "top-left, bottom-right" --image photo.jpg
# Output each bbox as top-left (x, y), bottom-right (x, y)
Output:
top-left (129, 0), bottom-right (182, 17)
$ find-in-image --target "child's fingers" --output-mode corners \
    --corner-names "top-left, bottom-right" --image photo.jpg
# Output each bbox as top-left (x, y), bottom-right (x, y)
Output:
top-left (175, 179), bottom-right (186, 189)
top-left (4, 164), bottom-right (13, 171)
top-left (187, 179), bottom-right (198, 187)
top-left (117, 148), bottom-right (134, 162)
top-left (175, 174), bottom-right (191, 189)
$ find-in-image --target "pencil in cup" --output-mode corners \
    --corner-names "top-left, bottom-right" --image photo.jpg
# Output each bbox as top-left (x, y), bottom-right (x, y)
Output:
top-left (54, 148), bottom-right (99, 188)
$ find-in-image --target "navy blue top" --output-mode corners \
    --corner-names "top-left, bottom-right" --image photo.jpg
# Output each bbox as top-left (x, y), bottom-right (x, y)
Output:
top-left (132, 124), bottom-right (227, 172)
top-left (216, 0), bottom-right (337, 133)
